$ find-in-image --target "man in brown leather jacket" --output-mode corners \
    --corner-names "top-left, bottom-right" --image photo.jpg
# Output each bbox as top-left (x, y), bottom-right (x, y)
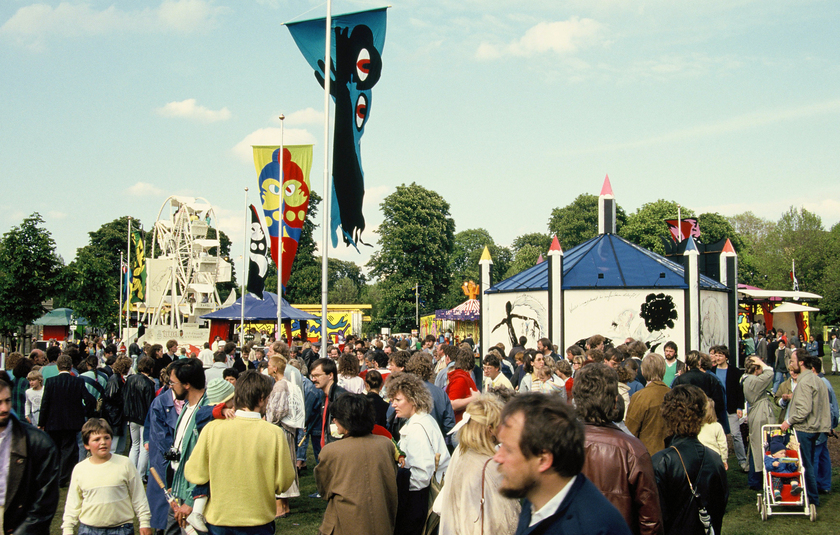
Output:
top-left (575, 364), bottom-right (663, 535)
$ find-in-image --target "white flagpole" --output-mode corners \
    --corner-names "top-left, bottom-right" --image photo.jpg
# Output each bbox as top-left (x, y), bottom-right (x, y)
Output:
top-left (119, 251), bottom-right (124, 342)
top-left (278, 114), bottom-right (285, 342)
top-left (677, 205), bottom-right (682, 242)
top-left (241, 187), bottom-right (249, 350)
top-left (320, 0), bottom-right (332, 345)
top-left (126, 217), bottom-right (132, 341)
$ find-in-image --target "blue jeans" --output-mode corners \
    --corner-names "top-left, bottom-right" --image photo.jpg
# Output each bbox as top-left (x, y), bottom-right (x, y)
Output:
top-left (796, 430), bottom-right (820, 506)
top-left (110, 424), bottom-right (128, 455)
top-left (207, 522), bottom-right (275, 535)
top-left (297, 430), bottom-right (321, 464)
top-left (773, 371), bottom-right (788, 393)
top-left (78, 522), bottom-right (133, 535)
top-left (814, 435), bottom-right (832, 492)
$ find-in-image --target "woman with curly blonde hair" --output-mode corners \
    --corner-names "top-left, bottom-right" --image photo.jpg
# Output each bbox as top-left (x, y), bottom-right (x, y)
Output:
top-left (434, 395), bottom-right (520, 535)
top-left (388, 372), bottom-right (450, 535)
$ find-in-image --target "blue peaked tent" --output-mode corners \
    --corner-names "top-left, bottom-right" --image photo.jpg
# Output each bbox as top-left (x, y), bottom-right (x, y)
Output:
top-left (201, 292), bottom-right (317, 321)
top-left (487, 234), bottom-right (727, 294)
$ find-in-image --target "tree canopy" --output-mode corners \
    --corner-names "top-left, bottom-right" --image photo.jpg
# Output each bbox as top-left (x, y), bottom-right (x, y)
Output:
top-left (61, 216), bottom-right (143, 330)
top-left (620, 199), bottom-right (694, 255)
top-left (0, 213), bottom-right (64, 336)
top-left (444, 228), bottom-right (511, 308)
top-left (367, 183), bottom-right (455, 331)
top-left (548, 194), bottom-right (627, 249)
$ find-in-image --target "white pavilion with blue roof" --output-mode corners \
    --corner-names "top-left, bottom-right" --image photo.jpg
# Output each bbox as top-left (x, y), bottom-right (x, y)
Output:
top-left (479, 177), bottom-right (738, 356)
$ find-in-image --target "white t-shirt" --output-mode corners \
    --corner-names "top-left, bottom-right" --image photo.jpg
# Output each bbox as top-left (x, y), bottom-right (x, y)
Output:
top-left (170, 403), bottom-right (198, 471)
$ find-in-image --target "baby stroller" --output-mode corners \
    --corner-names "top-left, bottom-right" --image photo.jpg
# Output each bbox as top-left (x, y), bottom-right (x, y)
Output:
top-left (756, 424), bottom-right (815, 521)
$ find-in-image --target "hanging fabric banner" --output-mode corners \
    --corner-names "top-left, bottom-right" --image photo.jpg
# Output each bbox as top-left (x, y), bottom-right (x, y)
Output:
top-left (254, 145), bottom-right (314, 292)
top-left (286, 7), bottom-right (387, 249)
top-left (247, 204), bottom-right (270, 298)
top-left (664, 218), bottom-right (700, 242)
top-left (129, 230), bottom-right (146, 303)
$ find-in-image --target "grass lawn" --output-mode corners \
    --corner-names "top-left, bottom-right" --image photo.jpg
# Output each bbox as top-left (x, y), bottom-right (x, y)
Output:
top-left (48, 352), bottom-right (840, 534)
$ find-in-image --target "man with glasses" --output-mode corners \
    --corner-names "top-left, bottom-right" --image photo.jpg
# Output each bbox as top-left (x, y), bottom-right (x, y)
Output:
top-left (309, 358), bottom-right (348, 448)
top-left (483, 353), bottom-right (513, 392)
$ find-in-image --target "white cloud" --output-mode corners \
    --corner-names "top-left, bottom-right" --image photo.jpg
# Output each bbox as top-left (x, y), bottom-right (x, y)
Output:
top-left (0, 0), bottom-right (224, 49)
top-left (127, 181), bottom-right (164, 197)
top-left (232, 127), bottom-right (318, 162)
top-left (157, 0), bottom-right (222, 32)
top-left (282, 107), bottom-right (325, 126)
top-left (156, 99), bottom-right (232, 122)
top-left (476, 17), bottom-right (604, 60)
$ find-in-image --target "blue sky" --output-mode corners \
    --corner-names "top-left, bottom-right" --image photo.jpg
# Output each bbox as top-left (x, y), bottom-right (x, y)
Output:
top-left (2, 0), bottom-right (839, 280)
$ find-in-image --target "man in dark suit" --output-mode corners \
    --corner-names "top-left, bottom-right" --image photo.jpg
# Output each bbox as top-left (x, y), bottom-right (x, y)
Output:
top-left (38, 354), bottom-right (96, 486)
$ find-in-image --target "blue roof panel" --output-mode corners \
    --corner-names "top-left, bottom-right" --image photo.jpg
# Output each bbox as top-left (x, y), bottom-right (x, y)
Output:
top-left (487, 234), bottom-right (728, 293)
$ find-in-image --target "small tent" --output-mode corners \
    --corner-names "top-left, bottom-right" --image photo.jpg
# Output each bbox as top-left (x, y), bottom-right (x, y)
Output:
top-left (200, 292), bottom-right (318, 343)
top-left (33, 308), bottom-right (88, 341)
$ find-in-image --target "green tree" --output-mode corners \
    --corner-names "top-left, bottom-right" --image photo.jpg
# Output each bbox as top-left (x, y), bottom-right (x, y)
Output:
top-left (504, 244), bottom-right (543, 279)
top-left (754, 207), bottom-right (828, 295)
top-left (329, 278), bottom-right (360, 303)
top-left (367, 183), bottom-right (455, 331)
top-left (548, 194), bottom-right (628, 249)
top-left (697, 213), bottom-right (745, 250)
top-left (728, 212), bottom-right (776, 250)
top-left (620, 200), bottom-right (694, 255)
top-left (511, 233), bottom-right (552, 256)
top-left (0, 213), bottom-right (64, 338)
top-left (444, 229), bottom-right (511, 308)
top-left (696, 212), bottom-right (760, 286)
top-left (819, 222), bottom-right (840, 323)
top-left (64, 216), bottom-right (143, 330)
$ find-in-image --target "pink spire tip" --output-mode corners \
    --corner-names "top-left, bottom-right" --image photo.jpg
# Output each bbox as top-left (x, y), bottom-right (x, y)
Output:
top-left (600, 174), bottom-right (613, 196)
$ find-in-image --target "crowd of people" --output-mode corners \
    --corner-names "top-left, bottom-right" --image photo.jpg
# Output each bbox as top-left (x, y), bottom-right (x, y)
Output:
top-left (1, 328), bottom-right (838, 534)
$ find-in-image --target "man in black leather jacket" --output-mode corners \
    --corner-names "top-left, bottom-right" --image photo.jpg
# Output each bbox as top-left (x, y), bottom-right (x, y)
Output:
top-left (1, 379), bottom-right (59, 534)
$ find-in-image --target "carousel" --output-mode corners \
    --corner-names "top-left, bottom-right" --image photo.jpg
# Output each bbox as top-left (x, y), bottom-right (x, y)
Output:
top-left (422, 281), bottom-right (481, 344)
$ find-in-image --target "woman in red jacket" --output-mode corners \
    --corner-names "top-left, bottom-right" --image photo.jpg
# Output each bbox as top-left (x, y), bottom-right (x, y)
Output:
top-left (446, 349), bottom-right (479, 423)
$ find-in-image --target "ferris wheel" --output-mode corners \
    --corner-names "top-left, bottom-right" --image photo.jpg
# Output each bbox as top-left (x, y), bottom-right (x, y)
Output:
top-left (146, 196), bottom-right (231, 329)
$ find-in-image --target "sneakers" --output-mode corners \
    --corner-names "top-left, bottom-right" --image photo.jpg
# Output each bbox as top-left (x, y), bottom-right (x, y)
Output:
top-left (187, 511), bottom-right (208, 532)
top-left (791, 482), bottom-right (803, 496)
top-left (774, 489), bottom-right (782, 500)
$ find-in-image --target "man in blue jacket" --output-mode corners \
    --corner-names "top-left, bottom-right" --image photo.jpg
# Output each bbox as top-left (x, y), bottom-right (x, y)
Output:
top-left (494, 392), bottom-right (630, 535)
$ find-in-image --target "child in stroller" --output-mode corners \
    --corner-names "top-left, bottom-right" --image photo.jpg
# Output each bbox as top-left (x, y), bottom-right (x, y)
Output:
top-left (764, 435), bottom-right (803, 501)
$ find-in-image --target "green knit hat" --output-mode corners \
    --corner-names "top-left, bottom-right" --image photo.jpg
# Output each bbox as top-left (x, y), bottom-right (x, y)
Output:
top-left (206, 378), bottom-right (235, 405)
